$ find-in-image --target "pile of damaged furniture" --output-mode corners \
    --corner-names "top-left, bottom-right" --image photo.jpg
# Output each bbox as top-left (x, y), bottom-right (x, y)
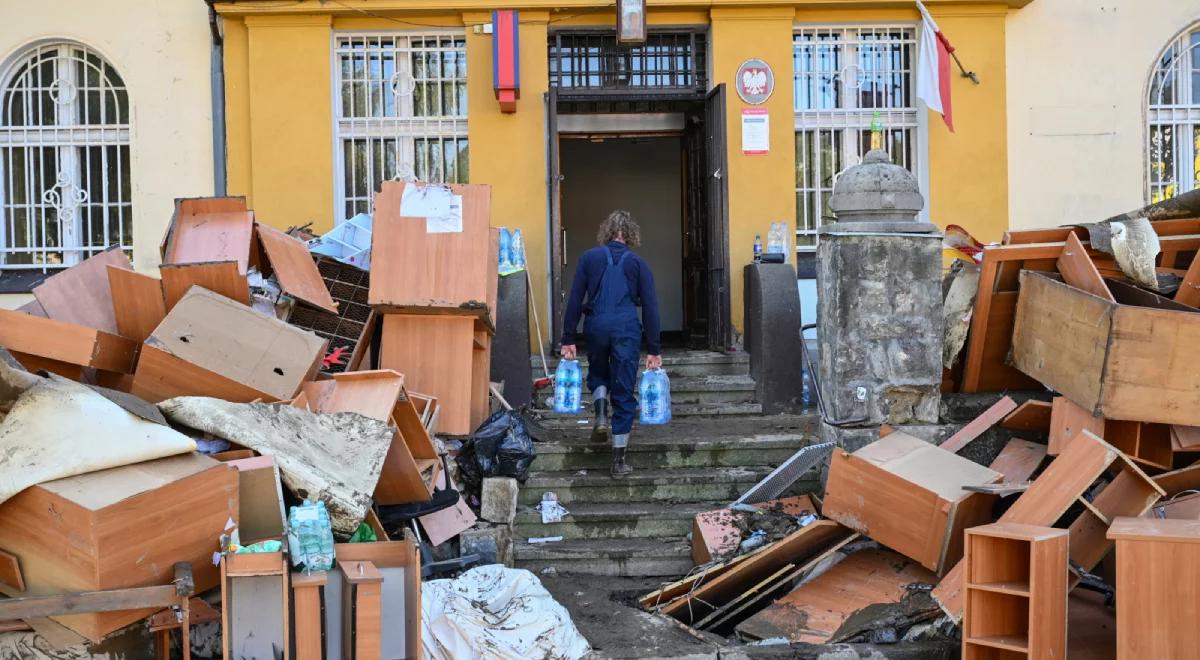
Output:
top-left (640, 192), bottom-right (1200, 659)
top-left (0, 182), bottom-right (584, 660)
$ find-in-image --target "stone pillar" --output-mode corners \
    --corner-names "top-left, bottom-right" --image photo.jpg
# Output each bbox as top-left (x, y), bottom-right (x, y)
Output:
top-left (816, 150), bottom-right (943, 452)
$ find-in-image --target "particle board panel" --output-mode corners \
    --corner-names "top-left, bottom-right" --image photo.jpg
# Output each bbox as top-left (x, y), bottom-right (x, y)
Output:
top-left (8, 350), bottom-right (84, 380)
top-left (1104, 421), bottom-right (1174, 472)
top-left (1056, 232), bottom-right (1113, 302)
top-left (1173, 425), bottom-right (1200, 450)
top-left (369, 181), bottom-right (497, 326)
top-left (0, 549), bottom-right (24, 592)
top-left (989, 439), bottom-right (1047, 484)
top-left (255, 222), bottom-right (337, 313)
top-left (1154, 462), bottom-right (1200, 497)
top-left (31, 247), bottom-right (132, 334)
top-left (1149, 492), bottom-right (1200, 519)
top-left (1107, 517), bottom-right (1200, 660)
top-left (147, 287), bottom-right (326, 401)
top-left (163, 203), bottom-right (254, 275)
top-left (221, 553), bottom-right (288, 660)
top-left (691, 496), bottom-right (817, 565)
top-left (659, 520), bottom-right (854, 624)
top-left (941, 396), bottom-right (1017, 454)
top-left (1066, 462), bottom-right (1164, 573)
top-left (160, 261), bottom-right (250, 311)
top-left (1048, 397), bottom-right (1105, 456)
top-left (330, 540), bottom-right (421, 660)
top-left (933, 430), bottom-right (1119, 622)
top-left (0, 454), bottom-right (237, 641)
top-left (1000, 400), bottom-right (1052, 433)
top-left (107, 266), bottom-right (167, 343)
top-left (735, 547), bottom-right (937, 644)
top-left (0, 310), bottom-right (136, 374)
top-left (159, 197), bottom-right (249, 261)
top-left (291, 571), bottom-right (327, 660)
top-left (340, 561), bottom-right (383, 660)
top-left (822, 433), bottom-right (1002, 575)
top-left (1178, 246), bottom-right (1200, 306)
top-left (130, 344), bottom-right (273, 404)
top-left (379, 314), bottom-right (477, 436)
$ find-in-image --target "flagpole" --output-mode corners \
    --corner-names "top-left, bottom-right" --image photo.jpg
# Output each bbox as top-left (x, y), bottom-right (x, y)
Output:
top-left (951, 51), bottom-right (980, 85)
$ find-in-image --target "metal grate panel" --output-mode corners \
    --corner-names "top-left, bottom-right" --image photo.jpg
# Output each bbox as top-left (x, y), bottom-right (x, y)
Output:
top-left (0, 42), bottom-right (132, 270)
top-left (549, 31), bottom-right (707, 97)
top-left (793, 26), bottom-right (919, 250)
top-left (1147, 26), bottom-right (1200, 204)
top-left (334, 32), bottom-right (469, 220)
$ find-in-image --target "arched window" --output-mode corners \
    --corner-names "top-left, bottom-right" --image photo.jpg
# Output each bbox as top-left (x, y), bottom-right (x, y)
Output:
top-left (1146, 25), bottom-right (1200, 203)
top-left (0, 42), bottom-right (131, 271)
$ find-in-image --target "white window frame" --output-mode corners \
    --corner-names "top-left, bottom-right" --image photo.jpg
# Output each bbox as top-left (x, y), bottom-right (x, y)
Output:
top-left (1146, 24), bottom-right (1200, 204)
top-left (792, 23), bottom-right (930, 253)
top-left (0, 41), bottom-right (132, 271)
top-left (331, 30), bottom-right (469, 222)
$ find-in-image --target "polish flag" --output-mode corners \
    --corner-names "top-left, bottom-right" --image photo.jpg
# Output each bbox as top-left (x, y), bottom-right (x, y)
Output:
top-left (916, 1), bottom-right (955, 132)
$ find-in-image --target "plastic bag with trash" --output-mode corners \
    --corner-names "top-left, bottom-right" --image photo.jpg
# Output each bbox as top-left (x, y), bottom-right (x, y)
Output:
top-left (456, 410), bottom-right (537, 494)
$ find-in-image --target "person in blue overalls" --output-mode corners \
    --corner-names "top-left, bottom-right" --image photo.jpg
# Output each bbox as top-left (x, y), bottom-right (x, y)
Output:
top-left (560, 210), bottom-right (662, 477)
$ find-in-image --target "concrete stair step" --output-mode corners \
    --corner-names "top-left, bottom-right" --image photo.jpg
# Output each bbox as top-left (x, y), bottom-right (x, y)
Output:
top-left (532, 374), bottom-right (757, 409)
top-left (513, 537), bottom-right (694, 577)
top-left (535, 401), bottom-right (764, 419)
top-left (519, 466), bottom-right (774, 506)
top-left (530, 413), bottom-right (816, 437)
top-left (513, 501), bottom-right (718, 541)
top-left (530, 432), bottom-right (811, 471)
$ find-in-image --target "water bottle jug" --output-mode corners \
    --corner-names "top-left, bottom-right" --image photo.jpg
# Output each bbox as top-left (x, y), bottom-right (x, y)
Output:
top-left (554, 360), bottom-right (582, 413)
top-left (498, 227), bottom-right (514, 273)
top-left (511, 229), bottom-right (526, 269)
top-left (639, 368), bottom-right (671, 425)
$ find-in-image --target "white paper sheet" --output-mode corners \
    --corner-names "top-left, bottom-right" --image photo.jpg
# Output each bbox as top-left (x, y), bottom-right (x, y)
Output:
top-left (399, 185), bottom-right (464, 233)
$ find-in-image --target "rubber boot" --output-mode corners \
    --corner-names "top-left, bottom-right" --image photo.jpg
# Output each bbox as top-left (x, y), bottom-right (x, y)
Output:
top-left (611, 446), bottom-right (633, 478)
top-left (591, 398), bottom-right (610, 443)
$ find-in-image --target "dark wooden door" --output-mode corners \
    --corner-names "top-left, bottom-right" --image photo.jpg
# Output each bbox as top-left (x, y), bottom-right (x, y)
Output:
top-left (704, 84), bottom-right (732, 350)
top-left (547, 87), bottom-right (564, 351)
top-left (682, 99), bottom-right (710, 348)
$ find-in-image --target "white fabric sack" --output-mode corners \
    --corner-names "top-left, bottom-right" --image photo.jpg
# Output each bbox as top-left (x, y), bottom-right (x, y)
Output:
top-left (422, 565), bottom-right (590, 660)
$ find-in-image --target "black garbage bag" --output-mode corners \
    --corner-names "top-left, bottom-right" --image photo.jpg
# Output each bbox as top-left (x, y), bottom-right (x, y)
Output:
top-left (456, 410), bottom-right (536, 494)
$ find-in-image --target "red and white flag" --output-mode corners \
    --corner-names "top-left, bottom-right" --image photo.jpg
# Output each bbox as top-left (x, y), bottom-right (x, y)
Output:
top-left (916, 1), bottom-right (955, 132)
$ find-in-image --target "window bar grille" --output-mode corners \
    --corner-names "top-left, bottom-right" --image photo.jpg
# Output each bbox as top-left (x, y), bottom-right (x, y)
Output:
top-left (549, 31), bottom-right (707, 94)
top-left (1146, 29), bottom-right (1200, 203)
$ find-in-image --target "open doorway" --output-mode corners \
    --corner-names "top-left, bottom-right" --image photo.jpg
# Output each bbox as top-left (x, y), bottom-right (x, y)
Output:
top-left (560, 136), bottom-right (685, 344)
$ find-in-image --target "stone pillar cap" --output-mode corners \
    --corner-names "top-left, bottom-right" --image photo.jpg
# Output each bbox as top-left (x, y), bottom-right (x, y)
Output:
top-left (826, 149), bottom-right (937, 234)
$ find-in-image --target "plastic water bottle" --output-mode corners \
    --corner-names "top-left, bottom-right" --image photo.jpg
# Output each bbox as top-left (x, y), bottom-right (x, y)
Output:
top-left (554, 360), bottom-right (582, 413)
top-left (287, 500), bottom-right (335, 572)
top-left (801, 363), bottom-right (813, 409)
top-left (498, 227), bottom-right (514, 273)
top-left (639, 368), bottom-right (672, 425)
top-left (511, 229), bottom-right (526, 270)
top-left (753, 234), bottom-right (763, 262)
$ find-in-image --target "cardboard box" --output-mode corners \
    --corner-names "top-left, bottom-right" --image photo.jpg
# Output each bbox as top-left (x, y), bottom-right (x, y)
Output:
top-left (822, 432), bottom-right (1002, 575)
top-left (1012, 271), bottom-right (1200, 426)
top-left (0, 453), bottom-right (238, 641)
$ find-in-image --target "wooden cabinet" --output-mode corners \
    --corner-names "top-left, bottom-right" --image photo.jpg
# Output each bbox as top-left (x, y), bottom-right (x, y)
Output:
top-left (963, 523), bottom-right (1067, 660)
top-left (1107, 517), bottom-right (1200, 659)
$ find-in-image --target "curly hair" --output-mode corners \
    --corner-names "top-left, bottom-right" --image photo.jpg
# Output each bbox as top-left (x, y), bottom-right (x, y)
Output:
top-left (596, 210), bottom-right (642, 247)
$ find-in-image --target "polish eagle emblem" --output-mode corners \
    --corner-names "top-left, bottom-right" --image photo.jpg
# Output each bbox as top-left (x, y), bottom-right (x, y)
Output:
top-left (742, 68), bottom-right (769, 96)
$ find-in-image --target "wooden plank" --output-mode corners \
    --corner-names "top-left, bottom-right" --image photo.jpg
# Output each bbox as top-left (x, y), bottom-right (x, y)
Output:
top-left (369, 182), bottom-right (496, 325)
top-left (1108, 518), bottom-right (1200, 660)
top-left (32, 247), bottom-right (132, 334)
top-left (0, 309), bottom-right (136, 373)
top-left (131, 344), bottom-right (273, 403)
top-left (822, 433), bottom-right (1001, 574)
top-left (965, 292), bottom-right (1045, 392)
top-left (1107, 277), bottom-right (1200, 311)
top-left (933, 430), bottom-right (1119, 622)
top-left (1176, 245), bottom-right (1200, 307)
top-left (1048, 396), bottom-right (1105, 456)
top-left (255, 222), bottom-right (338, 313)
top-left (0, 584), bottom-right (179, 621)
top-left (292, 572), bottom-right (327, 660)
top-left (1155, 462), bottom-right (1200, 497)
top-left (736, 547), bottom-right (936, 643)
top-left (160, 261), bottom-right (250, 311)
top-left (659, 521), bottom-right (853, 624)
top-left (7, 350), bottom-right (83, 380)
top-left (940, 396), bottom-right (1017, 453)
top-left (330, 539), bottom-right (421, 660)
top-left (692, 496), bottom-right (816, 565)
top-left (1173, 425), bottom-right (1200, 450)
top-left (1012, 273), bottom-right (1114, 416)
top-left (0, 550), bottom-right (24, 592)
top-left (107, 266), bottom-right (167, 342)
top-left (163, 207), bottom-right (254, 275)
top-left (1149, 492), bottom-right (1200, 520)
top-left (989, 438), bottom-right (1047, 483)
top-left (1100, 300), bottom-right (1200, 426)
top-left (1000, 400), bottom-right (1053, 432)
top-left (1057, 232), bottom-right (1114, 301)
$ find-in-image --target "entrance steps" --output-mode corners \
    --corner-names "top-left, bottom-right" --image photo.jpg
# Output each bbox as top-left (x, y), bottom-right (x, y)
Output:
top-left (515, 349), bottom-right (819, 577)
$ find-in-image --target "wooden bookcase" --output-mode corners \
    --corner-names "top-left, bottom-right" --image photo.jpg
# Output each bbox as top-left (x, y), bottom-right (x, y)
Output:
top-left (963, 523), bottom-right (1067, 660)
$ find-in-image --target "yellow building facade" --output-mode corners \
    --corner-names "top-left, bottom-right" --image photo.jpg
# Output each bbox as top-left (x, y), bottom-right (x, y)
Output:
top-left (215, 0), bottom-right (1029, 349)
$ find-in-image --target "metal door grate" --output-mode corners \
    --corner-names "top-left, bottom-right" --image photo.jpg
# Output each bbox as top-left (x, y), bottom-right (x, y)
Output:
top-left (549, 31), bottom-right (707, 98)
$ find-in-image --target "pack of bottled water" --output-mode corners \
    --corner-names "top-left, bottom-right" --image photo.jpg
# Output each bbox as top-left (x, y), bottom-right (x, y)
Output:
top-left (639, 368), bottom-right (672, 425)
top-left (553, 359), bottom-right (582, 414)
top-left (287, 500), bottom-right (335, 572)
top-left (498, 227), bottom-right (527, 276)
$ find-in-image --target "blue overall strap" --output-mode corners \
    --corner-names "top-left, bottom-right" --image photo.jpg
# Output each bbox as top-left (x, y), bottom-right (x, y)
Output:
top-left (592, 248), bottom-right (634, 314)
